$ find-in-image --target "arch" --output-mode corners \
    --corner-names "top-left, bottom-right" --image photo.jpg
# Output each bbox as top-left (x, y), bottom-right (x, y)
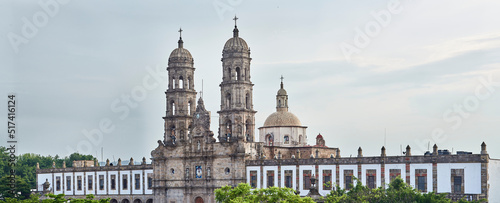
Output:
top-left (195, 197), bottom-right (204, 203)
top-left (171, 101), bottom-right (176, 115)
top-left (245, 120), bottom-right (251, 141)
top-left (133, 199), bottom-right (142, 203)
top-left (299, 135), bottom-right (303, 144)
top-left (146, 199), bottom-right (153, 203)
top-left (110, 199), bottom-right (118, 203)
top-left (278, 99), bottom-right (281, 107)
top-left (227, 67), bottom-right (232, 80)
top-left (187, 76), bottom-right (191, 89)
top-left (245, 93), bottom-right (250, 109)
top-left (266, 134), bottom-right (273, 146)
top-left (226, 93), bottom-right (232, 109)
top-left (188, 100), bottom-right (192, 115)
top-left (172, 77), bottom-right (176, 89)
top-left (179, 76), bottom-right (184, 89)
top-left (122, 199), bottom-right (130, 203)
top-left (236, 67), bottom-right (241, 81)
top-left (284, 135), bottom-right (290, 144)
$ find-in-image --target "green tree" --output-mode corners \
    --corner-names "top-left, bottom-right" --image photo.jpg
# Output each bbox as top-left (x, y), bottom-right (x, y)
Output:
top-left (215, 183), bottom-right (315, 203)
top-left (0, 175), bottom-right (31, 200)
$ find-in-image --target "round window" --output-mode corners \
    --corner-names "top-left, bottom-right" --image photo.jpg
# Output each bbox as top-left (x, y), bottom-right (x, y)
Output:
top-left (171, 168), bottom-right (175, 174)
top-left (225, 167), bottom-right (230, 174)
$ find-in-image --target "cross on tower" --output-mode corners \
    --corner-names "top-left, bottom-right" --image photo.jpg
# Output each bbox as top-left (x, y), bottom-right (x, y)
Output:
top-left (280, 75), bottom-right (284, 83)
top-left (178, 27), bottom-right (183, 38)
top-left (233, 15), bottom-right (238, 27)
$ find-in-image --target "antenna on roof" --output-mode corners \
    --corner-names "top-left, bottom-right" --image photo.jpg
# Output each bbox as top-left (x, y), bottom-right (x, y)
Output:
top-left (384, 128), bottom-right (386, 148)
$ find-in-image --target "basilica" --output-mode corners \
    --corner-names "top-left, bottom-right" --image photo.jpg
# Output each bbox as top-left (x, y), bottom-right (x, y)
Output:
top-left (37, 20), bottom-right (499, 203)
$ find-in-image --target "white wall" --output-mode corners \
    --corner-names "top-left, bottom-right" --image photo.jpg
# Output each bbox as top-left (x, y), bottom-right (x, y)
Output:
top-left (318, 165), bottom-right (336, 196)
top-left (436, 163), bottom-right (481, 194)
top-left (338, 165), bottom-right (358, 190)
top-left (96, 171), bottom-right (107, 195)
top-left (384, 164), bottom-right (406, 188)
top-left (280, 165), bottom-right (296, 191)
top-left (361, 164), bottom-right (381, 188)
top-left (145, 170), bottom-right (153, 195)
top-left (262, 166), bottom-right (278, 188)
top-left (246, 166), bottom-right (261, 189)
top-left (489, 160), bottom-right (500, 202)
top-left (108, 171), bottom-right (118, 195)
top-left (410, 163), bottom-right (433, 193)
top-left (299, 165), bottom-right (314, 196)
top-left (74, 172), bottom-right (84, 195)
top-left (259, 126), bottom-right (307, 146)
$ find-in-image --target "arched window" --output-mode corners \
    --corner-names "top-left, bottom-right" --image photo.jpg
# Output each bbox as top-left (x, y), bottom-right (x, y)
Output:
top-left (227, 68), bottom-right (232, 81)
top-left (188, 100), bottom-right (192, 115)
top-left (172, 77), bottom-right (176, 89)
top-left (278, 99), bottom-right (281, 107)
top-left (284, 135), bottom-right (289, 144)
top-left (171, 102), bottom-right (176, 115)
top-left (236, 67), bottom-right (241, 81)
top-left (226, 93), bottom-right (231, 109)
top-left (187, 77), bottom-right (191, 89)
top-left (133, 199), bottom-right (142, 203)
top-left (179, 76), bottom-right (184, 89)
top-left (245, 120), bottom-right (251, 141)
top-left (246, 93), bottom-right (250, 109)
top-left (299, 135), bottom-right (303, 144)
top-left (146, 199), bottom-right (153, 203)
top-left (266, 134), bottom-right (274, 146)
top-left (122, 199), bottom-right (130, 203)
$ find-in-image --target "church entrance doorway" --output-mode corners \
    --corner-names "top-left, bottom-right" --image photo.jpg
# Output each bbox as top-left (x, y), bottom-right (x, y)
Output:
top-left (195, 197), bottom-right (204, 203)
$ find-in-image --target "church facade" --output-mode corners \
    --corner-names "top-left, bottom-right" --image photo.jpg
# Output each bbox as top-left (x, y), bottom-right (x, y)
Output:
top-left (37, 21), bottom-right (500, 203)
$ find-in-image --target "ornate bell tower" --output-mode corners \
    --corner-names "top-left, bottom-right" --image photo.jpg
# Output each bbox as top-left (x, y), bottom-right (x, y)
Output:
top-left (217, 16), bottom-right (256, 142)
top-left (164, 28), bottom-right (197, 144)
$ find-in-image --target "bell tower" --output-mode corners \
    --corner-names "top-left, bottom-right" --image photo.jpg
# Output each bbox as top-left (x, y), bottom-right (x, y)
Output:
top-left (164, 28), bottom-right (197, 144)
top-left (217, 17), bottom-right (256, 142)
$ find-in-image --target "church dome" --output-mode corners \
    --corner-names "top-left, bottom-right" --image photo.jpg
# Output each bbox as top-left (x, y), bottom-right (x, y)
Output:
top-left (223, 27), bottom-right (249, 52)
top-left (169, 47), bottom-right (192, 60)
top-left (277, 88), bottom-right (287, 96)
top-left (263, 111), bottom-right (302, 127)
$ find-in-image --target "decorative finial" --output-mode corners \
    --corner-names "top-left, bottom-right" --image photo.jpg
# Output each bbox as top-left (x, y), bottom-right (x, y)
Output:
top-left (280, 75), bottom-right (284, 89)
top-left (178, 27), bottom-right (183, 38)
top-left (233, 15), bottom-right (238, 27)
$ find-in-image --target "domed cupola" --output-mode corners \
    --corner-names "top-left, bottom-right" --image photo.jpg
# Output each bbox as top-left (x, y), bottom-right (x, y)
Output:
top-left (169, 28), bottom-right (193, 66)
top-left (223, 16), bottom-right (250, 58)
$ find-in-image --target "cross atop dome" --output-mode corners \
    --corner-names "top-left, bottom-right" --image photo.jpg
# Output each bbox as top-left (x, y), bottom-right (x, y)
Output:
top-left (280, 75), bottom-right (284, 89)
top-left (233, 15), bottom-right (238, 27)
top-left (177, 27), bottom-right (184, 48)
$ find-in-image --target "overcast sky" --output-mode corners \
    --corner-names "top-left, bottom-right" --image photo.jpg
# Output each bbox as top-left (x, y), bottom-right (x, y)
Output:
top-left (1, 1), bottom-right (500, 162)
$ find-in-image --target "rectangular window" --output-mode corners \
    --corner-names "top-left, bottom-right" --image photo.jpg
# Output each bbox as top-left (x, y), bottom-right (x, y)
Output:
top-left (323, 170), bottom-right (332, 190)
top-left (368, 176), bottom-right (375, 189)
top-left (267, 171), bottom-right (274, 187)
top-left (88, 175), bottom-right (93, 190)
top-left (415, 169), bottom-right (427, 192)
top-left (77, 176), bottom-right (82, 191)
top-left (303, 170), bottom-right (312, 190)
top-left (111, 175), bottom-right (116, 190)
top-left (250, 171), bottom-right (257, 188)
top-left (389, 169), bottom-right (401, 183)
top-left (56, 177), bottom-right (61, 191)
top-left (135, 174), bottom-right (140, 190)
top-left (454, 176), bottom-right (462, 193)
top-left (66, 176), bottom-right (71, 191)
top-left (366, 169), bottom-right (376, 189)
top-left (417, 176), bottom-right (426, 191)
top-left (99, 175), bottom-right (104, 190)
top-left (123, 174), bottom-right (128, 190)
top-left (147, 173), bottom-right (152, 189)
top-left (284, 170), bottom-right (293, 188)
top-left (344, 170), bottom-right (353, 190)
